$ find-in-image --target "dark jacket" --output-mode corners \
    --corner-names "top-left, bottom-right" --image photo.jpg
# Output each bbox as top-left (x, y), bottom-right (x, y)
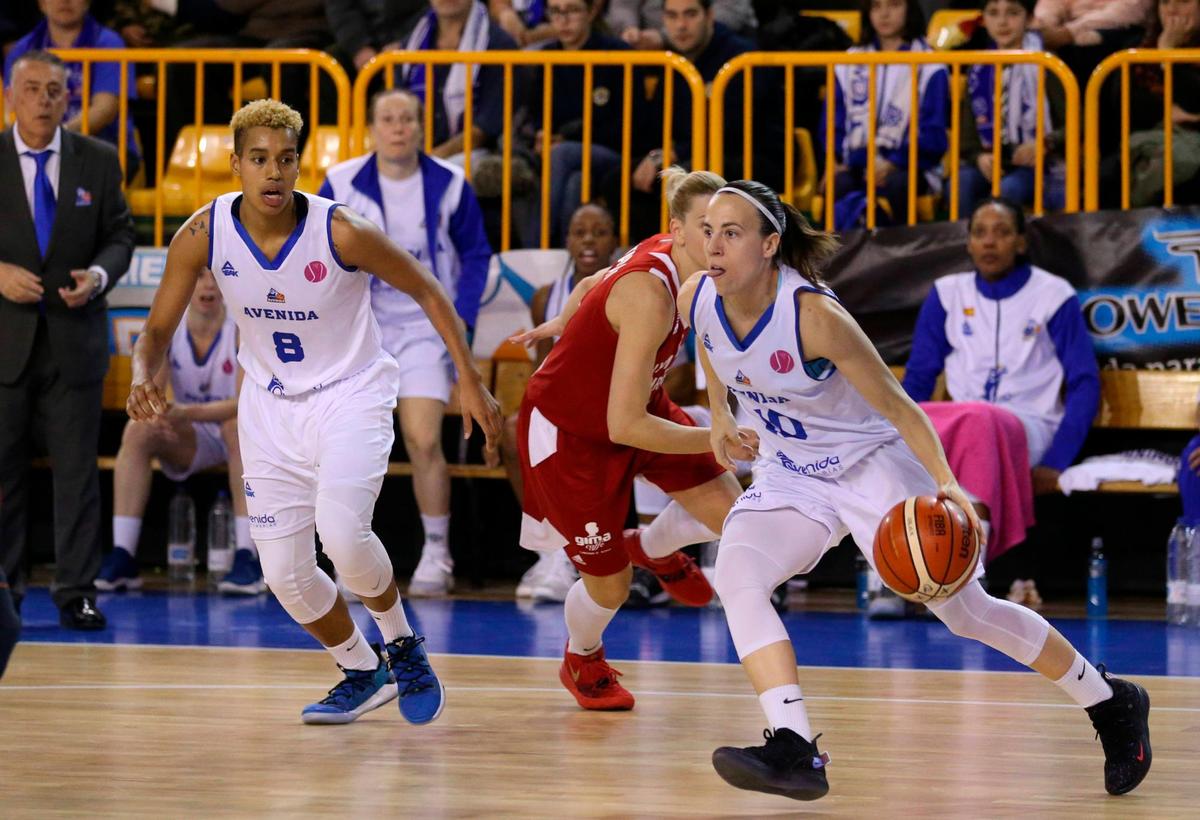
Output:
top-left (0, 128), bottom-right (134, 386)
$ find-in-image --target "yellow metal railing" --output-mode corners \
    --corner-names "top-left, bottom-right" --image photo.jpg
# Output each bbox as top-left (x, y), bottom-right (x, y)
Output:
top-left (1084, 48), bottom-right (1200, 211)
top-left (6, 48), bottom-right (351, 246)
top-left (710, 50), bottom-right (1080, 229)
top-left (352, 50), bottom-right (706, 250)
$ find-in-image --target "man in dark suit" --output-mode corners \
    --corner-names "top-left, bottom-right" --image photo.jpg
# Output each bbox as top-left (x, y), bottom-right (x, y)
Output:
top-left (0, 50), bottom-right (135, 630)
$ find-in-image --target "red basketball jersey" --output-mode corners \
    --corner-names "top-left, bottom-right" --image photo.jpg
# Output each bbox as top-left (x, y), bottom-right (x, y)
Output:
top-left (523, 234), bottom-right (687, 439)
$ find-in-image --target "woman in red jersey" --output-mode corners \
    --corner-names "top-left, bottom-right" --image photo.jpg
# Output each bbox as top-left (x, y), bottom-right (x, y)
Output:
top-left (513, 169), bottom-right (754, 711)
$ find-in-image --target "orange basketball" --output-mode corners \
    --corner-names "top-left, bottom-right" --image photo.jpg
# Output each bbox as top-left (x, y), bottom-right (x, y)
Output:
top-left (871, 496), bottom-right (979, 603)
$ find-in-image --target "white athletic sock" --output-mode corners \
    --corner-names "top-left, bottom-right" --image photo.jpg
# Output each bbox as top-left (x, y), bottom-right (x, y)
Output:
top-left (368, 596), bottom-right (414, 643)
top-left (639, 501), bottom-right (719, 559)
top-left (112, 516), bottom-right (142, 557)
top-left (1054, 651), bottom-right (1114, 708)
top-left (565, 580), bottom-right (617, 655)
top-left (327, 627), bottom-right (379, 671)
top-left (235, 516), bottom-right (255, 556)
top-left (420, 514), bottom-right (451, 557)
top-left (759, 684), bottom-right (813, 740)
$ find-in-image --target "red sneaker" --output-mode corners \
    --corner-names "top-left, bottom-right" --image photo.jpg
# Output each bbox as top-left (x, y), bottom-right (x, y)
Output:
top-left (623, 528), bottom-right (714, 607)
top-left (559, 645), bottom-right (635, 711)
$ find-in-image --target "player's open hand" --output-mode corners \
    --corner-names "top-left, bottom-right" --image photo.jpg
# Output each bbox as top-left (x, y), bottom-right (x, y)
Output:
top-left (937, 481), bottom-right (986, 550)
top-left (710, 411), bottom-right (757, 472)
top-left (509, 316), bottom-right (565, 348)
top-left (127, 379), bottom-right (168, 421)
top-left (458, 375), bottom-right (503, 464)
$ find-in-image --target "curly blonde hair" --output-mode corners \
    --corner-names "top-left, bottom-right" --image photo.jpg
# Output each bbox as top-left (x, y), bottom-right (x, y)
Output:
top-left (230, 99), bottom-right (304, 155)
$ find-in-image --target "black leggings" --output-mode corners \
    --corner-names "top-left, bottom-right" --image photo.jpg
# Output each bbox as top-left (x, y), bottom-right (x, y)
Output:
top-left (0, 565), bottom-right (19, 679)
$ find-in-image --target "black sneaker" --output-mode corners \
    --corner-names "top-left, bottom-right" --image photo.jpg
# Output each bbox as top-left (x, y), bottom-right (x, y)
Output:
top-left (1085, 666), bottom-right (1152, 795)
top-left (712, 728), bottom-right (830, 801)
top-left (625, 567), bottom-right (669, 609)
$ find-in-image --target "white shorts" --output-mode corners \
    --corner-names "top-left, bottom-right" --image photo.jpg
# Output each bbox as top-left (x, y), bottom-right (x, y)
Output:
top-left (160, 421), bottom-right (228, 482)
top-left (726, 439), bottom-right (980, 578)
top-left (238, 354), bottom-right (399, 539)
top-left (380, 321), bottom-right (453, 403)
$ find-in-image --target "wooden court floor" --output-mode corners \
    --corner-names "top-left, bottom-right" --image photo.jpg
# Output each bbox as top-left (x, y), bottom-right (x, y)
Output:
top-left (1, 643), bottom-right (1198, 818)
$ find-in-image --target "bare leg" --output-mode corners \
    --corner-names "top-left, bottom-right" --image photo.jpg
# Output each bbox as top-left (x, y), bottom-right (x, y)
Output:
top-left (113, 419), bottom-right (197, 517)
top-left (220, 417), bottom-right (248, 517)
top-left (667, 472), bottom-right (742, 532)
top-left (397, 398), bottom-right (450, 518)
top-left (501, 413), bottom-right (523, 502)
top-left (580, 564), bottom-right (633, 609)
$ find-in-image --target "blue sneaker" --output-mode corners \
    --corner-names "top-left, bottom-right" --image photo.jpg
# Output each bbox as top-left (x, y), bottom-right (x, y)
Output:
top-left (95, 547), bottom-right (142, 591)
top-left (218, 549), bottom-right (267, 595)
top-left (385, 634), bottom-right (446, 725)
top-left (301, 652), bottom-right (397, 725)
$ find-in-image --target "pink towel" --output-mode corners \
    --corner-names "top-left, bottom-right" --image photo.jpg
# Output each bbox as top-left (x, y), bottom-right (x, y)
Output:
top-left (919, 401), bottom-right (1036, 565)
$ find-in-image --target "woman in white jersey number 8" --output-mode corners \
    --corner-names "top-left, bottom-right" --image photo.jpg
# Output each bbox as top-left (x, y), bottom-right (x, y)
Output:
top-left (677, 180), bottom-right (1150, 801)
top-left (128, 100), bottom-right (503, 727)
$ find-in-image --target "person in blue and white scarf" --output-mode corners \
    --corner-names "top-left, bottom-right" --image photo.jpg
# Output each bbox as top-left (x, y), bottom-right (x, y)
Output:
top-left (820, 0), bottom-right (949, 229)
top-left (958, 0), bottom-right (1068, 216)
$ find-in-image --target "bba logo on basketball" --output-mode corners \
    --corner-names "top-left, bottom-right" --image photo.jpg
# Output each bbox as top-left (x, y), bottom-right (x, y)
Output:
top-left (574, 522), bottom-right (612, 550)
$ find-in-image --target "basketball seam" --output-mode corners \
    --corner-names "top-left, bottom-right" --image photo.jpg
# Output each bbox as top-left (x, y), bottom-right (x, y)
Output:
top-left (894, 501), bottom-right (923, 598)
top-left (875, 512), bottom-right (916, 597)
top-left (906, 498), bottom-right (939, 602)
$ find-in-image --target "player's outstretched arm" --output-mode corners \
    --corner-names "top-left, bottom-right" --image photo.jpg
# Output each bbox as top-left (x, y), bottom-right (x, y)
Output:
top-left (330, 206), bottom-right (502, 454)
top-left (508, 269), bottom-right (605, 349)
top-left (799, 292), bottom-right (984, 542)
top-left (128, 207), bottom-right (209, 421)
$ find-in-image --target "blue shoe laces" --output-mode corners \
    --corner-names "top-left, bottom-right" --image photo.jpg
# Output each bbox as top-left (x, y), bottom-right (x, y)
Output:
top-left (388, 636), bottom-right (436, 697)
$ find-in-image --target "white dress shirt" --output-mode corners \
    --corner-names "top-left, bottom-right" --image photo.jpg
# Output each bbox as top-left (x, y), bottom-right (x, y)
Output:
top-left (13, 125), bottom-right (109, 296)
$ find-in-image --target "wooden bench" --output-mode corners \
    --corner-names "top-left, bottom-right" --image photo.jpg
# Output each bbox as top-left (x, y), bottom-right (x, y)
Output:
top-left (52, 354), bottom-right (539, 482)
top-left (889, 366), bottom-right (1197, 493)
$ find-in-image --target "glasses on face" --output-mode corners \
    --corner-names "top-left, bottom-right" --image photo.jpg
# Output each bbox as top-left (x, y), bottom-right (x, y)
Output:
top-left (547, 5), bottom-right (589, 20)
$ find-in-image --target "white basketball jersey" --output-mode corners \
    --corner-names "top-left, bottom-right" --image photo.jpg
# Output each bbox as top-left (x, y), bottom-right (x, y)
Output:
top-left (207, 192), bottom-right (383, 396)
top-left (167, 312), bottom-right (239, 404)
top-left (691, 265), bottom-right (898, 478)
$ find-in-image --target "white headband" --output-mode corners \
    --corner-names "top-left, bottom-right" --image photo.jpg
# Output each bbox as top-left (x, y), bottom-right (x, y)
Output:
top-left (715, 186), bottom-right (784, 235)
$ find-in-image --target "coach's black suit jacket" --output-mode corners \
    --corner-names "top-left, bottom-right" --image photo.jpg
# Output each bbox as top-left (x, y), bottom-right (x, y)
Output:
top-left (0, 127), bottom-right (134, 608)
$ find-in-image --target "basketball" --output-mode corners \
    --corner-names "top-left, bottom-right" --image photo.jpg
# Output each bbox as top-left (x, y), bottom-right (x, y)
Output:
top-left (872, 496), bottom-right (979, 603)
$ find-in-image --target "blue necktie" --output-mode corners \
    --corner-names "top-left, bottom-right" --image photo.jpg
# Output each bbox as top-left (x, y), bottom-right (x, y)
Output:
top-left (27, 150), bottom-right (56, 258)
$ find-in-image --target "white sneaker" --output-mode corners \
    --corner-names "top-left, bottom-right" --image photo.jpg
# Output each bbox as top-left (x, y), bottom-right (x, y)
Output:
top-left (516, 552), bottom-right (554, 598)
top-left (532, 551), bottom-right (578, 603)
top-left (408, 551), bottom-right (454, 597)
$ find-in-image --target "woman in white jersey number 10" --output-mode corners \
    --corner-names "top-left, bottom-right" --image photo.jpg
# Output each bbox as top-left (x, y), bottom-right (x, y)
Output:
top-left (127, 100), bottom-right (502, 726)
top-left (677, 180), bottom-right (1150, 801)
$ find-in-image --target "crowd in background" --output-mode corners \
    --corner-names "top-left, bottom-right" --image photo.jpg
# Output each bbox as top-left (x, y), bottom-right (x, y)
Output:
top-left (3, 0), bottom-right (1199, 245)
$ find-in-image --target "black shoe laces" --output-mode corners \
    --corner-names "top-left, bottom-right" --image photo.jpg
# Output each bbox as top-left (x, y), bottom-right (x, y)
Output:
top-left (319, 666), bottom-right (377, 706)
top-left (1088, 669), bottom-right (1139, 758)
top-left (388, 636), bottom-right (436, 697)
top-left (758, 730), bottom-right (826, 771)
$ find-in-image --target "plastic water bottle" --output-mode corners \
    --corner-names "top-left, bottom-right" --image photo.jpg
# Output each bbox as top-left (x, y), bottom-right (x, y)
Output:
top-left (1167, 520), bottom-right (1191, 625)
top-left (1188, 526), bottom-right (1200, 628)
top-left (1087, 536), bottom-right (1108, 618)
top-left (207, 490), bottom-right (234, 586)
top-left (855, 554), bottom-right (870, 610)
top-left (167, 488), bottom-right (196, 583)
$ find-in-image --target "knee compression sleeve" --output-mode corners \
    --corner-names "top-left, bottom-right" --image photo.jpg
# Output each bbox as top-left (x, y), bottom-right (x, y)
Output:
top-left (927, 580), bottom-right (1051, 666)
top-left (715, 510), bottom-right (831, 660)
top-left (315, 486), bottom-right (393, 598)
top-left (257, 526), bottom-right (338, 624)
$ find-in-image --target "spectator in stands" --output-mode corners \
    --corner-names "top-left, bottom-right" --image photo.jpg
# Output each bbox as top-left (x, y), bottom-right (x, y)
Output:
top-left (325, 0), bottom-right (427, 72)
top-left (1100, 0), bottom-right (1200, 207)
top-left (1, 7), bottom-right (42, 53)
top-left (1183, 390), bottom-right (1200, 525)
top-left (97, 269), bottom-right (265, 595)
top-left (490, 0), bottom-right (556, 47)
top-left (321, 88), bottom-right (492, 597)
top-left (508, 202), bottom-right (617, 601)
top-left (4, 0), bottom-right (140, 180)
top-left (398, 0), bottom-right (520, 167)
top-left (820, 0), bottom-right (949, 228)
top-left (608, 0), bottom-right (758, 48)
top-left (895, 198), bottom-right (1099, 612)
top-left (0, 51), bottom-right (135, 631)
top-left (605, 0), bottom-right (753, 240)
top-left (107, 0), bottom-right (195, 47)
top-left (1033, 0), bottom-right (1153, 81)
top-left (958, 0), bottom-right (1068, 216)
top-left (526, 0), bottom-right (658, 245)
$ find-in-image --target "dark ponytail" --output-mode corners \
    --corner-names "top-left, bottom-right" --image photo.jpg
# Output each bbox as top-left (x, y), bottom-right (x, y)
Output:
top-left (720, 179), bottom-right (840, 286)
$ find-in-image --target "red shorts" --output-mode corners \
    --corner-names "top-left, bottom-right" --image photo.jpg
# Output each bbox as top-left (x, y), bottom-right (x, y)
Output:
top-left (517, 394), bottom-right (725, 576)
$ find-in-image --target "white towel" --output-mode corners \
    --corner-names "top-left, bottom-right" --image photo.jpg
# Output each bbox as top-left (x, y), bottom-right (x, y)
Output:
top-left (1057, 449), bottom-right (1179, 495)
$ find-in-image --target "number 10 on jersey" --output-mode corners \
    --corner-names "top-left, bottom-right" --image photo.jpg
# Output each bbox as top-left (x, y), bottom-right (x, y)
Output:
top-left (752, 408), bottom-right (808, 440)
